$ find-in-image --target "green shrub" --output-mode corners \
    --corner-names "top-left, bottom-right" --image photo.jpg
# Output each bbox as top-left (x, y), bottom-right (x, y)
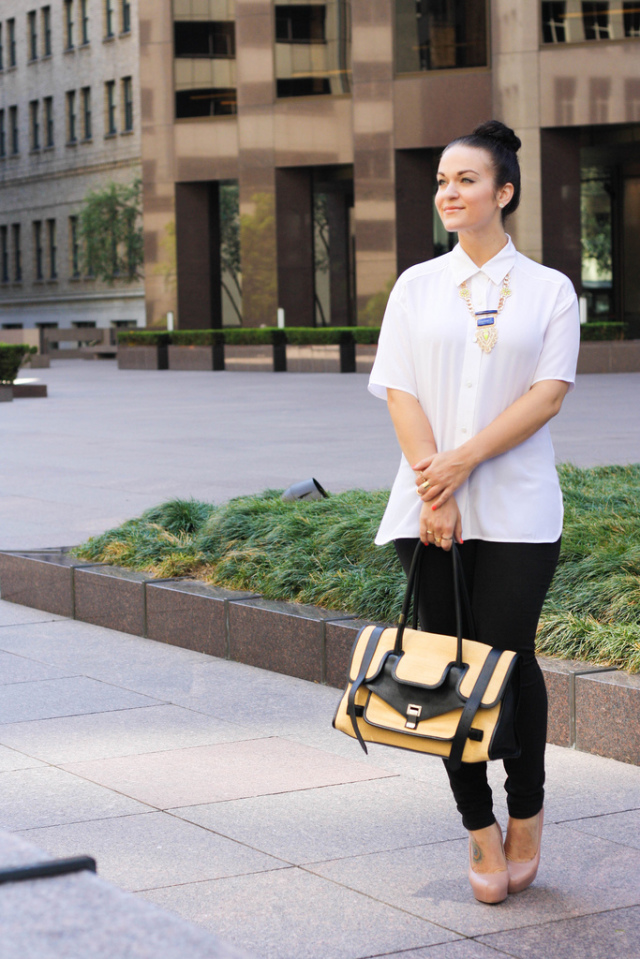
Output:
top-left (169, 330), bottom-right (224, 347)
top-left (0, 344), bottom-right (37, 384)
top-left (580, 322), bottom-right (627, 341)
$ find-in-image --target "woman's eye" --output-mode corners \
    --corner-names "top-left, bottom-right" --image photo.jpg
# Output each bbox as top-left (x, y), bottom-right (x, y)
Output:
top-left (436, 180), bottom-right (446, 188)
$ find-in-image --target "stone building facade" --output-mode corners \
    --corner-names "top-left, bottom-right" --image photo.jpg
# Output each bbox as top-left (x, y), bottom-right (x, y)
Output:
top-left (0, 0), bottom-right (143, 330)
top-left (136, 1), bottom-right (640, 336)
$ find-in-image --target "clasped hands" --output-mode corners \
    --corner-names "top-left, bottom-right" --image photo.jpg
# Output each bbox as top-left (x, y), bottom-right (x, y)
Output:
top-left (413, 449), bottom-right (470, 551)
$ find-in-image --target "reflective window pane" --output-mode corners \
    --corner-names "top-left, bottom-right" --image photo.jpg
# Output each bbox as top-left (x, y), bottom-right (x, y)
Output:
top-left (396, 0), bottom-right (487, 74)
top-left (275, 1), bottom-right (351, 98)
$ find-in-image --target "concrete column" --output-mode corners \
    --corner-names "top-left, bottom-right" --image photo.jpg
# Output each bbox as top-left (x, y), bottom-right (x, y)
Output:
top-left (540, 128), bottom-right (582, 293)
top-left (236, 0), bottom-right (278, 327)
top-left (395, 149), bottom-right (434, 275)
top-left (491, 0), bottom-right (542, 261)
top-left (175, 183), bottom-right (222, 329)
top-left (139, 0), bottom-right (178, 327)
top-left (275, 168), bottom-right (315, 327)
top-left (351, 0), bottom-right (397, 326)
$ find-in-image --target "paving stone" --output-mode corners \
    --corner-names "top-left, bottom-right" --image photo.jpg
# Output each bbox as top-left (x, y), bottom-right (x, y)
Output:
top-left (478, 905), bottom-right (640, 959)
top-left (0, 599), bottom-right (64, 627)
top-left (0, 650), bottom-right (74, 685)
top-left (173, 777), bottom-right (464, 865)
top-left (542, 745), bottom-right (640, 822)
top-left (0, 766), bottom-right (148, 830)
top-left (146, 580), bottom-right (257, 658)
top-left (0, 676), bottom-right (161, 725)
top-left (20, 812), bottom-right (287, 892)
top-left (0, 828), bottom-right (253, 959)
top-left (0, 744), bottom-right (45, 773)
top-left (141, 867), bottom-right (460, 959)
top-left (379, 943), bottom-right (514, 959)
top-left (306, 824), bottom-right (640, 938)
top-left (0, 704), bottom-right (261, 764)
top-left (562, 808), bottom-right (640, 851)
top-left (61, 738), bottom-right (392, 809)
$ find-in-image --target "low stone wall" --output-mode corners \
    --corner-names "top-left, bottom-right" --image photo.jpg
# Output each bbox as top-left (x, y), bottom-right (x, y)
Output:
top-left (1, 548), bottom-right (638, 766)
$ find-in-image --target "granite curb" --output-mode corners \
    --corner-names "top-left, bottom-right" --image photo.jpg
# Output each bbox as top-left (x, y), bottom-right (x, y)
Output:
top-left (1, 549), bottom-right (638, 766)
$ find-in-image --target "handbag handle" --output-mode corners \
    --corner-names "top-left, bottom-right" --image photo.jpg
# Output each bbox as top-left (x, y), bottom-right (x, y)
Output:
top-left (394, 542), bottom-right (476, 666)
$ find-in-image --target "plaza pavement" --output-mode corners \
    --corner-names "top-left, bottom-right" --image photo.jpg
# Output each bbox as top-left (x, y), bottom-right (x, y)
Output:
top-left (0, 361), bottom-right (639, 958)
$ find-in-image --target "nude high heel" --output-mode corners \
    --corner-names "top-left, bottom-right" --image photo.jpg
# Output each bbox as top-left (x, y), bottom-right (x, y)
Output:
top-left (468, 824), bottom-right (509, 904)
top-left (506, 809), bottom-right (544, 894)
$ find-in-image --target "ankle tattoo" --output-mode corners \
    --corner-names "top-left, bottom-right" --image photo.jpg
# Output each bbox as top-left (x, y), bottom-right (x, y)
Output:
top-left (471, 840), bottom-right (483, 864)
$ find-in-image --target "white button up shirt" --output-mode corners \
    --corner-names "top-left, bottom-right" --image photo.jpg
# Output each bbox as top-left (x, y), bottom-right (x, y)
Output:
top-left (369, 238), bottom-right (580, 545)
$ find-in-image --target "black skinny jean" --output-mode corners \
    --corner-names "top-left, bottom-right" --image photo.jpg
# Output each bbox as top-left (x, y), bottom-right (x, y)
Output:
top-left (395, 537), bottom-right (561, 832)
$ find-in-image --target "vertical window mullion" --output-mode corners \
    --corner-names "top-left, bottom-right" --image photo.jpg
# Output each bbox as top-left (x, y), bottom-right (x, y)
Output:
top-left (13, 224), bottom-right (22, 282)
top-left (47, 220), bottom-right (57, 279)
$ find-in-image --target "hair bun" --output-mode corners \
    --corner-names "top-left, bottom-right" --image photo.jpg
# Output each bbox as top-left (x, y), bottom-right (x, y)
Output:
top-left (473, 120), bottom-right (521, 154)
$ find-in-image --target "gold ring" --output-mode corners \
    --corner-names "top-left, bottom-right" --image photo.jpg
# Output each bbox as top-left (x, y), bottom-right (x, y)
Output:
top-left (441, 536), bottom-right (453, 541)
top-left (435, 537), bottom-right (442, 544)
top-left (419, 480), bottom-right (430, 491)
top-left (426, 529), bottom-right (433, 535)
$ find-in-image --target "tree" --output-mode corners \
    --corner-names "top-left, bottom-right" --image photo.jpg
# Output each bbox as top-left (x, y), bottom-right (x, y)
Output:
top-left (78, 178), bottom-right (144, 283)
top-left (220, 182), bottom-right (243, 324)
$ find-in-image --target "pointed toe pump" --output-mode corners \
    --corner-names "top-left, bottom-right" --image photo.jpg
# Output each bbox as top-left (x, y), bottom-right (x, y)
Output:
top-left (468, 826), bottom-right (509, 905)
top-left (506, 810), bottom-right (544, 894)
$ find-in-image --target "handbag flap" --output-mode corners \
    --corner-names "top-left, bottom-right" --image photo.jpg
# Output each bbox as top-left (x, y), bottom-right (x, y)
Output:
top-left (350, 625), bottom-right (517, 710)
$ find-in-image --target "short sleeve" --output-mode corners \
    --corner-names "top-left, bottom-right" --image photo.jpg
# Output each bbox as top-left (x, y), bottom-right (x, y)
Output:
top-left (368, 279), bottom-right (418, 400)
top-left (531, 279), bottom-right (580, 392)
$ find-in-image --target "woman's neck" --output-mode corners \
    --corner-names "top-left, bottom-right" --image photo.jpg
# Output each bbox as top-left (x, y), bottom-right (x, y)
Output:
top-left (458, 228), bottom-right (509, 269)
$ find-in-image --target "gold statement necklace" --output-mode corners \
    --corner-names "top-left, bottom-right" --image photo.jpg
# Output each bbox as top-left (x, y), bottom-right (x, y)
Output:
top-left (459, 274), bottom-right (512, 354)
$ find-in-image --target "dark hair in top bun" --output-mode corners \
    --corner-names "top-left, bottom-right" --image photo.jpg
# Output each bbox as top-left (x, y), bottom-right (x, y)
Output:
top-left (444, 120), bottom-right (522, 221)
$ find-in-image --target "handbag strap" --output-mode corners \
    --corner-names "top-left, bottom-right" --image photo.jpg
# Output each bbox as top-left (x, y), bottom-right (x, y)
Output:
top-left (447, 646), bottom-right (502, 771)
top-left (394, 541), bottom-right (476, 662)
top-left (347, 625), bottom-right (385, 754)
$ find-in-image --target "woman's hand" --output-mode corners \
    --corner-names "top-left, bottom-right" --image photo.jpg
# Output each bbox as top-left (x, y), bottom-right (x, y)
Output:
top-left (419, 497), bottom-right (462, 552)
top-left (414, 449), bottom-right (475, 511)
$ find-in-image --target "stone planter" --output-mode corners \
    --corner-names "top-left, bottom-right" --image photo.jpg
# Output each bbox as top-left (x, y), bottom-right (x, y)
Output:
top-left (285, 345), bottom-right (340, 373)
top-left (117, 344), bottom-right (169, 371)
top-left (223, 345), bottom-right (273, 372)
top-left (356, 344), bottom-right (377, 374)
top-left (577, 339), bottom-right (640, 374)
top-left (168, 344), bottom-right (224, 371)
top-left (0, 385), bottom-right (13, 402)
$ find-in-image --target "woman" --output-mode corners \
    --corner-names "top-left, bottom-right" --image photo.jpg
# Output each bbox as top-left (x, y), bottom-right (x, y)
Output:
top-left (369, 121), bottom-right (580, 903)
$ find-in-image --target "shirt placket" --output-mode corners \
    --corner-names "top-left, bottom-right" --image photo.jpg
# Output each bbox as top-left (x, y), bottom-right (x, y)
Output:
top-left (454, 272), bottom-right (486, 449)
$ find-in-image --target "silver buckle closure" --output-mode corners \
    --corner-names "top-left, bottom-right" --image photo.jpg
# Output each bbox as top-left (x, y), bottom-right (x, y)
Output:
top-left (405, 704), bottom-right (422, 729)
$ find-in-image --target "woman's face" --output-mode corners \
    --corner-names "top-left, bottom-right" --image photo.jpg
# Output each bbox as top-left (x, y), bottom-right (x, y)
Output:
top-left (435, 144), bottom-right (513, 235)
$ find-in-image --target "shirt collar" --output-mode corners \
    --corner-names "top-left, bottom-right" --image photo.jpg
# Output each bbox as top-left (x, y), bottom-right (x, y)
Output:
top-left (449, 235), bottom-right (516, 287)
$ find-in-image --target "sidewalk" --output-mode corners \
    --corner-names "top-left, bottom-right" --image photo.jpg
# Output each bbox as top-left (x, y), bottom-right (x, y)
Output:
top-left (1, 596), bottom-right (639, 958)
top-left (1, 362), bottom-right (639, 957)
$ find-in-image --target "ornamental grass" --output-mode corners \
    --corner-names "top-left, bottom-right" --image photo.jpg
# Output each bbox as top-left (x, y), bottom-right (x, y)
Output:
top-left (74, 464), bottom-right (640, 673)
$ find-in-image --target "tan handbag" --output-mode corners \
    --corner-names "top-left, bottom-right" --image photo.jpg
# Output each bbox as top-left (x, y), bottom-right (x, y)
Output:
top-left (333, 543), bottom-right (520, 770)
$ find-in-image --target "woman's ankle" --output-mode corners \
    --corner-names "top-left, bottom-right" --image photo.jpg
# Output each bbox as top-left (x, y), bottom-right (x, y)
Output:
top-left (469, 822), bottom-right (507, 874)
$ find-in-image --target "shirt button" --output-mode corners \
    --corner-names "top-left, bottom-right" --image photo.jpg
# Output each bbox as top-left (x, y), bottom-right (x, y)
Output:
top-left (461, 427), bottom-right (468, 434)
top-left (466, 381), bottom-right (473, 388)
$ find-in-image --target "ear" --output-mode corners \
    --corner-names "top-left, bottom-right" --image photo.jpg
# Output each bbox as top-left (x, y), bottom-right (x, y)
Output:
top-left (497, 182), bottom-right (515, 209)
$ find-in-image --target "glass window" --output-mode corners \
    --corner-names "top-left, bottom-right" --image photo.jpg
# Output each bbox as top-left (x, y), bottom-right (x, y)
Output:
top-left (122, 0), bottom-right (131, 33)
top-left (42, 6), bottom-right (52, 55)
top-left (582, 2), bottom-right (611, 39)
top-left (396, 0), bottom-right (487, 73)
top-left (47, 219), bottom-right (57, 279)
top-left (0, 110), bottom-right (5, 157)
top-left (44, 96), bottom-right (54, 146)
top-left (174, 21), bottom-right (235, 57)
top-left (275, 0), bottom-right (351, 97)
top-left (581, 167), bottom-right (613, 321)
top-left (8, 18), bottom-right (16, 66)
top-left (34, 221), bottom-right (44, 280)
top-left (624, 1), bottom-right (640, 36)
top-left (0, 23), bottom-right (3, 71)
top-left (105, 0), bottom-right (114, 37)
top-left (12, 224), bottom-right (22, 282)
top-left (30, 100), bottom-right (40, 150)
top-left (541, 2), bottom-right (566, 42)
top-left (64, 0), bottom-right (74, 48)
top-left (81, 0), bottom-right (89, 43)
top-left (10, 106), bottom-right (18, 154)
top-left (67, 90), bottom-right (77, 143)
top-left (69, 216), bottom-right (80, 277)
top-left (0, 227), bottom-right (9, 282)
top-left (175, 88), bottom-right (237, 118)
top-left (105, 80), bottom-right (117, 133)
top-left (28, 10), bottom-right (38, 60)
top-left (122, 77), bottom-right (133, 130)
top-left (82, 87), bottom-right (92, 139)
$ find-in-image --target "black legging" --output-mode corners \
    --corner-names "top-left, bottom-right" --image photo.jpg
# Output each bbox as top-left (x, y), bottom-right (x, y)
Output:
top-left (394, 537), bottom-right (561, 832)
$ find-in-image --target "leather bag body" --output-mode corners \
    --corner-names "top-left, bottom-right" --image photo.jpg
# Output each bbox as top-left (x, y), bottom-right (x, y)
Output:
top-left (333, 543), bottom-right (520, 771)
